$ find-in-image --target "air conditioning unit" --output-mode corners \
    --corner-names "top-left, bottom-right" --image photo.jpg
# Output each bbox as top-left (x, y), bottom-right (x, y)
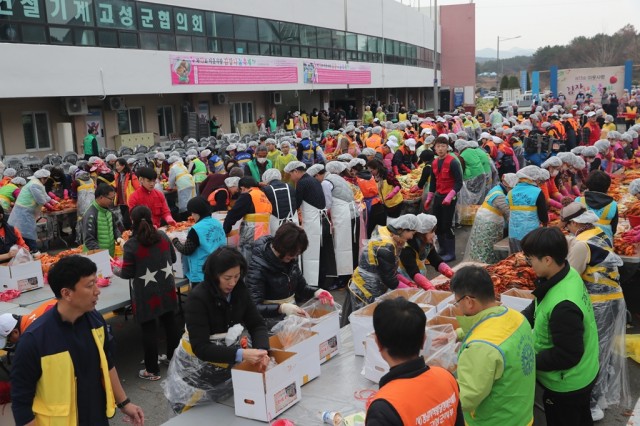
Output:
top-left (64, 97), bottom-right (88, 115)
top-left (109, 96), bottom-right (126, 111)
top-left (272, 92), bottom-right (282, 105)
top-left (213, 94), bottom-right (228, 105)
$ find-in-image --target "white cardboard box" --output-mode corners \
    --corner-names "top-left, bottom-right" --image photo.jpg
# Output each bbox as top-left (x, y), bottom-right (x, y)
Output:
top-left (0, 260), bottom-right (45, 293)
top-left (212, 212), bottom-right (240, 247)
top-left (349, 302), bottom-right (378, 357)
top-left (84, 250), bottom-right (113, 278)
top-left (362, 333), bottom-right (389, 383)
top-left (501, 289), bottom-right (534, 312)
top-left (270, 330), bottom-right (321, 386)
top-left (412, 290), bottom-right (454, 313)
top-left (302, 304), bottom-right (341, 364)
top-left (232, 350), bottom-right (301, 422)
top-left (172, 253), bottom-right (185, 279)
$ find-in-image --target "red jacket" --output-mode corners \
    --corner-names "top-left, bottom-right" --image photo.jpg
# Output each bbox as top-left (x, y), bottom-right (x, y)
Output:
top-left (127, 187), bottom-right (172, 227)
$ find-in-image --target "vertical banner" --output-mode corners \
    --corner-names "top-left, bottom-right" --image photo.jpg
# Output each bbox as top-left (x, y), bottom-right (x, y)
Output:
top-left (550, 66), bottom-right (558, 97)
top-left (454, 87), bottom-right (464, 107)
top-left (531, 71), bottom-right (540, 97)
top-left (625, 60), bottom-right (633, 94)
top-left (520, 70), bottom-right (528, 92)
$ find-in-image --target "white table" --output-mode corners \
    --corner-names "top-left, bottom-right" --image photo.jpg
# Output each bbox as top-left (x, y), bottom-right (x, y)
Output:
top-left (162, 327), bottom-right (372, 425)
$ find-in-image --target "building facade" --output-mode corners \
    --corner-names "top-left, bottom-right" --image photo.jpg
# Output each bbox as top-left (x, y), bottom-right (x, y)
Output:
top-left (0, 0), bottom-right (455, 156)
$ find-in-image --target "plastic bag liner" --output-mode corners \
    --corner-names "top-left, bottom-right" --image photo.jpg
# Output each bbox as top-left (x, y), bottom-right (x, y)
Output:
top-left (376, 288), bottom-right (425, 302)
top-left (9, 247), bottom-right (33, 266)
top-left (162, 332), bottom-right (236, 414)
top-left (270, 315), bottom-right (315, 349)
top-left (300, 299), bottom-right (342, 323)
top-left (424, 324), bottom-right (458, 373)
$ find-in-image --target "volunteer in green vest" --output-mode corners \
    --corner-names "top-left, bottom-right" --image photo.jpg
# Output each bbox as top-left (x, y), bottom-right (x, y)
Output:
top-left (244, 145), bottom-right (272, 185)
top-left (267, 112), bottom-right (278, 134)
top-left (83, 127), bottom-right (99, 160)
top-left (186, 154), bottom-right (208, 185)
top-left (451, 265), bottom-right (535, 426)
top-left (82, 184), bottom-right (121, 257)
top-left (455, 139), bottom-right (488, 207)
top-left (521, 227), bottom-right (599, 426)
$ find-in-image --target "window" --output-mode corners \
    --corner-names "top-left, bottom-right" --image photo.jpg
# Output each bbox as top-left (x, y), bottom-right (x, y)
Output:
top-left (279, 22), bottom-right (299, 45)
top-left (22, 25), bottom-right (47, 43)
top-left (74, 29), bottom-right (96, 46)
top-left (22, 112), bottom-right (51, 151)
top-left (300, 25), bottom-right (315, 46)
top-left (157, 106), bottom-right (174, 137)
top-left (233, 16), bottom-right (257, 41)
top-left (49, 27), bottom-right (72, 45)
top-left (229, 102), bottom-right (253, 133)
top-left (258, 19), bottom-right (279, 43)
top-left (214, 13), bottom-right (233, 38)
top-left (316, 27), bottom-right (331, 48)
top-left (117, 108), bottom-right (144, 135)
top-left (140, 32), bottom-right (158, 50)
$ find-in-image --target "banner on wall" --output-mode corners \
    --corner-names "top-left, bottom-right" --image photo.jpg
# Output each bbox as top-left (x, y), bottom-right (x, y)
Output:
top-left (303, 62), bottom-right (371, 85)
top-left (170, 55), bottom-right (298, 85)
top-left (557, 66), bottom-right (625, 104)
top-left (453, 88), bottom-right (464, 107)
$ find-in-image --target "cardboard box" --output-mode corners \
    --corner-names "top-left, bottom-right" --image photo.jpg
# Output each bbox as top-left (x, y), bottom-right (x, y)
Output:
top-left (362, 333), bottom-right (389, 383)
top-left (349, 302), bottom-right (378, 356)
top-left (424, 324), bottom-right (458, 373)
top-left (376, 287), bottom-right (424, 302)
top-left (427, 313), bottom-right (459, 329)
top-left (85, 250), bottom-right (113, 278)
top-left (173, 253), bottom-right (185, 279)
top-left (0, 260), bottom-right (45, 293)
top-left (412, 290), bottom-right (454, 313)
top-left (212, 212), bottom-right (240, 247)
top-left (232, 350), bottom-right (301, 422)
top-left (302, 304), bottom-right (341, 364)
top-left (500, 288), bottom-right (534, 312)
top-left (270, 330), bottom-right (321, 385)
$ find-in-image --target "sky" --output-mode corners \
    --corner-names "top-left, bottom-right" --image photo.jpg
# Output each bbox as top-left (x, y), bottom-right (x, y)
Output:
top-left (406, 0), bottom-right (640, 51)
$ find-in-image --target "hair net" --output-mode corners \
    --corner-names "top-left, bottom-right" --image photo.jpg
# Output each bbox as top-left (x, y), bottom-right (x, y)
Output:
top-left (11, 177), bottom-right (25, 186)
top-left (68, 165), bottom-right (78, 175)
top-left (326, 161), bottom-right (347, 175)
top-left (467, 140), bottom-right (479, 148)
top-left (571, 146), bottom-right (585, 156)
top-left (185, 154), bottom-right (197, 162)
top-left (371, 126), bottom-right (382, 135)
top-left (284, 161), bottom-right (306, 173)
top-left (237, 143), bottom-right (247, 152)
top-left (629, 130), bottom-right (639, 139)
top-left (248, 141), bottom-right (259, 148)
top-left (224, 177), bottom-right (240, 188)
top-left (621, 133), bottom-right (633, 143)
top-left (541, 156), bottom-right (562, 169)
top-left (306, 164), bottom-right (325, 177)
top-left (226, 144), bottom-right (238, 152)
top-left (185, 149), bottom-right (198, 157)
top-left (502, 173), bottom-right (519, 188)
top-left (187, 138), bottom-right (197, 144)
top-left (88, 156), bottom-right (100, 164)
top-left (337, 154), bottom-right (354, 162)
top-left (2, 168), bottom-right (16, 177)
top-left (361, 148), bottom-right (376, 157)
top-left (34, 169), bottom-right (51, 179)
top-left (265, 138), bottom-right (276, 145)
top-left (556, 152), bottom-right (577, 165)
top-left (582, 146), bottom-right (598, 157)
top-left (168, 155), bottom-right (182, 164)
top-left (480, 132), bottom-right (492, 140)
top-left (345, 125), bottom-right (355, 133)
top-left (415, 213), bottom-right (437, 234)
top-left (301, 130), bottom-right (310, 138)
top-left (126, 157), bottom-right (137, 165)
top-left (154, 152), bottom-right (166, 160)
top-left (594, 140), bottom-right (610, 154)
top-left (454, 139), bottom-right (469, 152)
top-left (200, 149), bottom-right (211, 157)
top-left (262, 168), bottom-right (282, 184)
top-left (605, 115), bottom-right (614, 123)
top-left (387, 214), bottom-right (418, 232)
top-left (516, 165), bottom-right (546, 181)
top-left (629, 179), bottom-right (640, 196)
top-left (573, 156), bottom-right (585, 170)
top-left (105, 154), bottom-right (117, 162)
top-left (492, 136), bottom-right (503, 144)
top-left (607, 131), bottom-right (621, 140)
top-left (348, 158), bottom-right (366, 169)
top-left (280, 141), bottom-right (291, 148)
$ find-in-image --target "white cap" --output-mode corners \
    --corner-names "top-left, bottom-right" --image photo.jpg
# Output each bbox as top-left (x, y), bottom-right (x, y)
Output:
top-left (348, 158), bottom-right (366, 170)
top-left (541, 156), bottom-right (562, 169)
top-left (516, 165), bottom-right (546, 181)
top-left (587, 111), bottom-right (596, 117)
top-left (34, 169), bottom-right (50, 179)
top-left (306, 164), bottom-right (325, 177)
top-left (502, 173), bottom-right (519, 188)
top-left (404, 138), bottom-right (417, 151)
top-left (224, 177), bottom-right (240, 188)
top-left (284, 161), bottom-right (306, 173)
top-left (0, 313), bottom-right (17, 348)
top-left (337, 154), bottom-right (354, 162)
top-left (168, 155), bottom-right (182, 164)
top-left (492, 136), bottom-right (503, 144)
top-left (480, 132), bottom-right (492, 140)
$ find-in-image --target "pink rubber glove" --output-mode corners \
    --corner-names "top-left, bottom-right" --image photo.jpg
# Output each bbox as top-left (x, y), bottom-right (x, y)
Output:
top-left (47, 192), bottom-right (61, 201)
top-left (397, 274), bottom-right (415, 288)
top-left (410, 185), bottom-right (421, 193)
top-left (437, 262), bottom-right (454, 278)
top-left (552, 192), bottom-right (563, 202)
top-left (549, 198), bottom-right (563, 209)
top-left (314, 289), bottom-right (335, 306)
top-left (164, 216), bottom-right (177, 226)
top-left (413, 273), bottom-right (435, 290)
top-left (44, 202), bottom-right (55, 211)
top-left (385, 186), bottom-right (401, 200)
top-left (63, 189), bottom-right (69, 200)
top-left (424, 192), bottom-right (434, 210)
top-left (397, 281), bottom-right (411, 289)
top-left (442, 190), bottom-right (456, 206)
top-left (571, 186), bottom-right (581, 197)
top-left (559, 186), bottom-right (569, 197)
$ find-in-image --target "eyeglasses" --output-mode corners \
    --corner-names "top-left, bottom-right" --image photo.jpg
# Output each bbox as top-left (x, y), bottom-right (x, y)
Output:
top-left (103, 196), bottom-right (116, 201)
top-left (454, 295), bottom-right (474, 305)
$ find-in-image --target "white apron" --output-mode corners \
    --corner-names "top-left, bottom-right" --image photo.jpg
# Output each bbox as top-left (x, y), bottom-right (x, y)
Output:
top-left (331, 198), bottom-right (356, 276)
top-left (268, 184), bottom-right (300, 235)
top-left (301, 201), bottom-right (324, 286)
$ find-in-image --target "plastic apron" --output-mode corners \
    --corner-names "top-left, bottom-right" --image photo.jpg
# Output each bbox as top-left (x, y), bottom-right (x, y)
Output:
top-left (268, 184), bottom-right (299, 236)
top-left (301, 201), bottom-right (327, 286)
top-left (8, 179), bottom-right (49, 241)
top-left (171, 165), bottom-right (196, 213)
top-left (331, 198), bottom-right (357, 276)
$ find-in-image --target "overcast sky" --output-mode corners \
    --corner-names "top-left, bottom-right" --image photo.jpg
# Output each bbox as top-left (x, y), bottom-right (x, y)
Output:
top-left (412, 0), bottom-right (640, 51)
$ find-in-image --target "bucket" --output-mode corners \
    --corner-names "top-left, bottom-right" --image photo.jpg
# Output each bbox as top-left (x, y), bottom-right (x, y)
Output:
top-left (629, 215), bottom-right (640, 228)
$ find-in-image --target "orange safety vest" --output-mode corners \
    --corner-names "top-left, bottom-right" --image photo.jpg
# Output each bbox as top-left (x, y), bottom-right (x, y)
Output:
top-left (567, 118), bottom-right (579, 133)
top-left (371, 365), bottom-right (460, 426)
top-left (357, 177), bottom-right (381, 204)
top-left (483, 140), bottom-right (498, 159)
top-left (626, 106), bottom-right (638, 120)
top-left (551, 121), bottom-right (566, 140)
top-left (248, 187), bottom-right (273, 214)
top-left (19, 299), bottom-right (57, 333)
top-left (208, 187), bottom-right (230, 209)
top-left (366, 134), bottom-right (383, 149)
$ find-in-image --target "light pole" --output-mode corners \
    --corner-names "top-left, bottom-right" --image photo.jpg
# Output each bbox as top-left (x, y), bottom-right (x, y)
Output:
top-left (497, 35), bottom-right (521, 86)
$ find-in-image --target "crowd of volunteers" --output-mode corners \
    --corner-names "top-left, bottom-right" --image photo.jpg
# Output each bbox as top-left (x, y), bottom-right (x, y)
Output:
top-left (0, 90), bottom-right (639, 425)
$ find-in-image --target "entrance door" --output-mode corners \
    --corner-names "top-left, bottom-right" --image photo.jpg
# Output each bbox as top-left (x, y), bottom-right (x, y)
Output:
top-left (439, 90), bottom-right (451, 114)
top-left (86, 108), bottom-right (105, 151)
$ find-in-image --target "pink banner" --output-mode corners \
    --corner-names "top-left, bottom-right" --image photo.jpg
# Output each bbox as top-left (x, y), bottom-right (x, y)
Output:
top-left (170, 55), bottom-right (298, 85)
top-left (303, 62), bottom-right (371, 85)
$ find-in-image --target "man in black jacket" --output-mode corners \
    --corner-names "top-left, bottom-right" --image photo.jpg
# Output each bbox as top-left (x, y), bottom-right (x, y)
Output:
top-left (366, 298), bottom-right (464, 426)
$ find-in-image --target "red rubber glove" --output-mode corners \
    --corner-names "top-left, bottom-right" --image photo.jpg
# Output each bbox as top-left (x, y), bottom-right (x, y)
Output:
top-left (442, 190), bottom-right (456, 206)
top-left (314, 289), bottom-right (335, 306)
top-left (410, 185), bottom-right (421, 193)
top-left (397, 274), bottom-right (415, 288)
top-left (437, 262), bottom-right (454, 278)
top-left (165, 216), bottom-right (177, 226)
top-left (385, 186), bottom-right (401, 200)
top-left (549, 198), bottom-right (563, 209)
top-left (413, 273), bottom-right (435, 290)
top-left (63, 189), bottom-right (70, 200)
top-left (392, 166), bottom-right (401, 176)
top-left (48, 192), bottom-right (61, 201)
top-left (424, 192), bottom-right (434, 210)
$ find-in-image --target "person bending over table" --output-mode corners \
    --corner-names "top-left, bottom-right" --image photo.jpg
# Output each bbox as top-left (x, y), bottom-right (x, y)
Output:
top-left (245, 222), bottom-right (333, 329)
top-left (163, 247), bottom-right (270, 414)
top-left (0, 204), bottom-right (29, 263)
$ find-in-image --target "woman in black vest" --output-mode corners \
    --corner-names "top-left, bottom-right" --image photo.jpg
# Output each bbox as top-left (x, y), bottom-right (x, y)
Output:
top-left (0, 205), bottom-right (30, 262)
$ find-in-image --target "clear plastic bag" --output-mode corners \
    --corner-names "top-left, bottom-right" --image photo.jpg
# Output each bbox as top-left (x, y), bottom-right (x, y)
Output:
top-left (424, 324), bottom-right (458, 373)
top-left (300, 299), bottom-right (342, 323)
top-left (270, 315), bottom-right (313, 349)
top-left (9, 247), bottom-right (33, 266)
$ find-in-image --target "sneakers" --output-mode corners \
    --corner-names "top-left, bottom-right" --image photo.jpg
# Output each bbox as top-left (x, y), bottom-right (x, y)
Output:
top-left (591, 406), bottom-right (604, 422)
top-left (139, 354), bottom-right (169, 365)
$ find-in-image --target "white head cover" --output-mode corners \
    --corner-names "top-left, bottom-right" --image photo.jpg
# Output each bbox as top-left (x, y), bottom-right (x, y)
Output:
top-left (337, 154), bottom-right (354, 162)
top-left (3, 168), bottom-right (16, 177)
top-left (187, 138), bottom-right (197, 144)
top-left (185, 154), bottom-right (197, 162)
top-left (571, 146), bottom-right (585, 156)
top-left (621, 133), bottom-right (633, 143)
top-left (237, 143), bottom-right (247, 152)
top-left (168, 155), bottom-right (182, 164)
top-left (11, 177), bottom-right (26, 185)
top-left (69, 165), bottom-right (78, 175)
top-left (582, 146), bottom-right (598, 157)
top-left (454, 139), bottom-right (469, 152)
top-left (556, 152), bottom-right (577, 165)
top-left (34, 169), bottom-right (51, 179)
top-left (371, 126), bottom-right (382, 135)
top-left (284, 161), bottom-right (306, 173)
top-left (467, 140), bottom-right (479, 148)
top-left (387, 214), bottom-right (418, 231)
top-left (541, 156), bottom-right (562, 169)
top-left (200, 149), bottom-right (211, 157)
top-left (516, 165), bottom-right (546, 181)
top-left (630, 179), bottom-right (640, 196)
top-left (126, 157), bottom-right (137, 165)
top-left (404, 138), bottom-right (417, 151)
top-left (502, 173), bottom-right (519, 188)
top-left (248, 141), bottom-right (259, 148)
top-left (169, 150), bottom-right (180, 157)
top-left (415, 213), bottom-right (437, 234)
top-left (348, 158), bottom-right (366, 169)
top-left (492, 136), bottom-right (503, 144)
top-left (361, 148), bottom-right (376, 157)
top-left (480, 132), bottom-right (492, 140)
top-left (594, 140), bottom-right (610, 154)
top-left (306, 164), bottom-right (325, 177)
top-left (224, 176), bottom-right (240, 188)
top-left (265, 138), bottom-right (276, 145)
top-left (573, 156), bottom-right (586, 170)
top-left (186, 149), bottom-right (198, 156)
top-left (262, 168), bottom-right (282, 184)
top-left (154, 152), bottom-right (166, 160)
top-left (226, 144), bottom-right (238, 152)
top-left (326, 161), bottom-right (347, 174)
top-left (280, 141), bottom-right (291, 148)
top-left (105, 154), bottom-right (117, 162)
top-left (607, 131), bottom-right (621, 140)
top-left (424, 135), bottom-right (436, 146)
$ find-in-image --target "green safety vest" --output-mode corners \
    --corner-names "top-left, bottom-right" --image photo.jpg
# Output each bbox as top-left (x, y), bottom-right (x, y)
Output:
top-left (533, 267), bottom-right (599, 392)
top-left (84, 134), bottom-right (96, 155)
top-left (191, 158), bottom-right (207, 183)
top-left (460, 148), bottom-right (485, 180)
top-left (246, 159), bottom-right (272, 182)
top-left (460, 306), bottom-right (535, 426)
